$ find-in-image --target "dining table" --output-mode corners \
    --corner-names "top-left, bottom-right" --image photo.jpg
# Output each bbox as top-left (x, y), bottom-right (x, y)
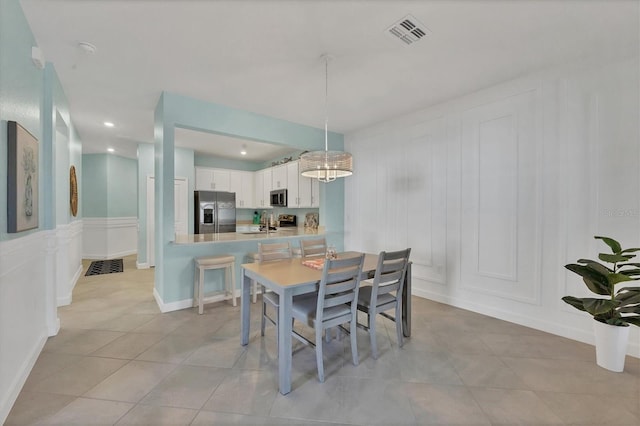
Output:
top-left (240, 251), bottom-right (412, 394)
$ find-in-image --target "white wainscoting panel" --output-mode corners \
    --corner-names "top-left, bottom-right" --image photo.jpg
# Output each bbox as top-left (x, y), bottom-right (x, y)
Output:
top-left (0, 231), bottom-right (53, 423)
top-left (460, 89), bottom-right (541, 304)
top-left (345, 57), bottom-right (639, 358)
top-left (56, 220), bottom-right (83, 306)
top-left (83, 217), bottom-right (137, 259)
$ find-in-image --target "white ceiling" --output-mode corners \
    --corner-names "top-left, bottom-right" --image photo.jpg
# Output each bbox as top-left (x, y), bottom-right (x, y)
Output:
top-left (20, 0), bottom-right (639, 160)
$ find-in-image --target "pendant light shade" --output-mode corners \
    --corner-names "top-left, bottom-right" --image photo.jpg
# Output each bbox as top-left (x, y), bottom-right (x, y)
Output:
top-left (299, 54), bottom-right (353, 183)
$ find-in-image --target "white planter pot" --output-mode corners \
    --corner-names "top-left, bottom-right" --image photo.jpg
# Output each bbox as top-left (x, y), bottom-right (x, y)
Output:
top-left (593, 320), bottom-right (630, 372)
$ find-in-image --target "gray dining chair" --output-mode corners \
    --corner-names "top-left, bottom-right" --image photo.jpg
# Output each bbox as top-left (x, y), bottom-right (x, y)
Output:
top-left (258, 242), bottom-right (293, 339)
top-left (356, 248), bottom-right (411, 359)
top-left (300, 238), bottom-right (327, 258)
top-left (291, 253), bottom-right (365, 382)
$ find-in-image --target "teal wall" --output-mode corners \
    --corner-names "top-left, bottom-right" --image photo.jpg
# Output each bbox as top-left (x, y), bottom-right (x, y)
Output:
top-left (82, 154), bottom-right (108, 217)
top-left (82, 153), bottom-right (136, 217)
top-left (107, 155), bottom-right (137, 217)
top-left (153, 92), bottom-right (345, 304)
top-left (194, 153), bottom-right (262, 171)
top-left (0, 0), bottom-right (43, 241)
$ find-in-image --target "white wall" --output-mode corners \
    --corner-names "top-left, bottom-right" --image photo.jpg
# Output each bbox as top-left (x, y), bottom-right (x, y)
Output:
top-left (344, 56), bottom-right (640, 356)
top-left (83, 217), bottom-right (137, 260)
top-left (0, 231), bottom-right (57, 421)
top-left (55, 220), bottom-right (83, 306)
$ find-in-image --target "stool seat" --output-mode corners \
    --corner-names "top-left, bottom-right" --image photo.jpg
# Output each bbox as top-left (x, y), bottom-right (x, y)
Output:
top-left (194, 254), bottom-right (236, 314)
top-left (196, 255), bottom-right (235, 266)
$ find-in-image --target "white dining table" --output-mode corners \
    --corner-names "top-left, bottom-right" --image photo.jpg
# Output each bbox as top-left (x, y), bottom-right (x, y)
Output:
top-left (240, 251), bottom-right (412, 394)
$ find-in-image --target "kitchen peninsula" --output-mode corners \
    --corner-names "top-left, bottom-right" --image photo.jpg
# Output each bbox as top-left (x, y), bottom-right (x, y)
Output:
top-left (158, 226), bottom-right (328, 313)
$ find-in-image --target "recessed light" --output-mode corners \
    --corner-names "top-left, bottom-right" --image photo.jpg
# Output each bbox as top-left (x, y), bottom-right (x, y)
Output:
top-left (107, 148), bottom-right (115, 153)
top-left (240, 144), bottom-right (247, 155)
top-left (104, 121), bottom-right (114, 128)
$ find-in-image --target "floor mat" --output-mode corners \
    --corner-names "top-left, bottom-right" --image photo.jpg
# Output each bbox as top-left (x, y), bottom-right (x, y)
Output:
top-left (85, 259), bottom-right (124, 276)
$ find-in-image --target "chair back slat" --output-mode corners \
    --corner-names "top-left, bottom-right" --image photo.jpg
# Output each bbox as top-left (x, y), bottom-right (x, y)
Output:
top-left (258, 242), bottom-right (292, 262)
top-left (301, 238), bottom-right (327, 258)
top-left (316, 254), bottom-right (364, 324)
top-left (370, 249), bottom-right (411, 301)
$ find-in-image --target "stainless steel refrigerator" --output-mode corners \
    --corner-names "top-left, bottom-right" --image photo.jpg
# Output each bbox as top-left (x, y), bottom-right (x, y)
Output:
top-left (194, 191), bottom-right (236, 234)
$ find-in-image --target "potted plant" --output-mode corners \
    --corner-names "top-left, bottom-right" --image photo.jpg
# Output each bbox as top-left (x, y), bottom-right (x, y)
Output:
top-left (563, 236), bottom-right (640, 371)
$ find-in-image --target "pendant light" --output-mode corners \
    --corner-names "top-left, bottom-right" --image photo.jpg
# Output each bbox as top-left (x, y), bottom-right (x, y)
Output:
top-left (299, 54), bottom-right (353, 183)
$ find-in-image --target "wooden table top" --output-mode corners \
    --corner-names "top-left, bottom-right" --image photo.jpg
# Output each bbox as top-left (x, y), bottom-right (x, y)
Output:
top-left (241, 251), bottom-right (378, 287)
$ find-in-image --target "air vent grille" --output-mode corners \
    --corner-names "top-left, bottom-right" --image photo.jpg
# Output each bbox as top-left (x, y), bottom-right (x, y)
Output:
top-left (386, 14), bottom-right (431, 46)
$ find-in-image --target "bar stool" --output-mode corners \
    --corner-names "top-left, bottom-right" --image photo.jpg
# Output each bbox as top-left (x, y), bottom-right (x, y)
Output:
top-left (193, 254), bottom-right (236, 314)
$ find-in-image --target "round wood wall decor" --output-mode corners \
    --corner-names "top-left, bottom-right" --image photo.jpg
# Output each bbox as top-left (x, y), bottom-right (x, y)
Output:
top-left (70, 165), bottom-right (78, 217)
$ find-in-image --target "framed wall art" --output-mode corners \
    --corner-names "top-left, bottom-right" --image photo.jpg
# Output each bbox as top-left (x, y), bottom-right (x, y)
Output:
top-left (7, 121), bottom-right (39, 233)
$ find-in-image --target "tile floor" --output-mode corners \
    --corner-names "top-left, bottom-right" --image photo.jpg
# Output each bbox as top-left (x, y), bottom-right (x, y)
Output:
top-left (6, 255), bottom-right (640, 425)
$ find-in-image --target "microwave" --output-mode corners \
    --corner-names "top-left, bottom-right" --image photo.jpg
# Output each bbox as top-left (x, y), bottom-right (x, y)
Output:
top-left (270, 189), bottom-right (287, 207)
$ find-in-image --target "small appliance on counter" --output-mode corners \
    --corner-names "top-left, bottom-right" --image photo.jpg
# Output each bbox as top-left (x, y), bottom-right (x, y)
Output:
top-left (278, 214), bottom-right (297, 228)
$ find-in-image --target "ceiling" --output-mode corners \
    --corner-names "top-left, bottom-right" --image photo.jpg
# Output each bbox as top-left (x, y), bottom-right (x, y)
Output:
top-left (20, 0), bottom-right (639, 160)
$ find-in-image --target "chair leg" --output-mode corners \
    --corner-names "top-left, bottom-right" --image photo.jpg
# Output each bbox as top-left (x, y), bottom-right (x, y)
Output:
top-left (193, 265), bottom-right (199, 309)
top-left (229, 264), bottom-right (237, 307)
top-left (396, 302), bottom-right (404, 348)
top-left (315, 326), bottom-right (324, 382)
top-left (369, 309), bottom-right (378, 359)
top-left (261, 300), bottom-right (267, 336)
top-left (252, 280), bottom-right (257, 303)
top-left (350, 317), bottom-right (359, 366)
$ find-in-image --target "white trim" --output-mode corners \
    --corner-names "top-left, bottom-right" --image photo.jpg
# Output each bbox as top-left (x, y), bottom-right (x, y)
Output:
top-left (136, 261), bottom-right (150, 269)
top-left (83, 216), bottom-right (138, 228)
top-left (83, 249), bottom-right (137, 260)
top-left (57, 264), bottom-right (82, 306)
top-left (0, 330), bottom-right (47, 425)
top-left (152, 288), bottom-right (241, 313)
top-left (153, 288), bottom-right (193, 313)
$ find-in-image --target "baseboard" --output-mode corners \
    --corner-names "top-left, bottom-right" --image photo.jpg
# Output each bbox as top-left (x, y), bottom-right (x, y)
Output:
top-left (56, 264), bottom-right (83, 306)
top-left (0, 330), bottom-right (47, 425)
top-left (412, 287), bottom-right (640, 359)
top-left (153, 288), bottom-right (241, 313)
top-left (153, 288), bottom-right (194, 313)
top-left (83, 249), bottom-right (137, 260)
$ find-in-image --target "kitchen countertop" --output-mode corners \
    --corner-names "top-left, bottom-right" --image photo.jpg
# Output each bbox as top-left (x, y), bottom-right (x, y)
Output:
top-left (173, 227), bottom-right (324, 244)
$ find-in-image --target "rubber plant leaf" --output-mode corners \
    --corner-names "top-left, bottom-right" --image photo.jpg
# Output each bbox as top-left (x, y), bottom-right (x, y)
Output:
top-left (599, 253), bottom-right (634, 263)
top-left (583, 298), bottom-right (618, 315)
top-left (561, 296), bottom-right (586, 312)
top-left (595, 236), bottom-right (622, 254)
top-left (565, 264), bottom-right (610, 295)
top-left (620, 248), bottom-right (640, 254)
top-left (607, 273), bottom-right (634, 286)
top-left (623, 316), bottom-right (640, 326)
top-left (577, 259), bottom-right (613, 273)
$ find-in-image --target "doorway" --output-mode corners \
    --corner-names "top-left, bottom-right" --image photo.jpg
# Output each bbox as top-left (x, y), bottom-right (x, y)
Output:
top-left (146, 176), bottom-right (188, 267)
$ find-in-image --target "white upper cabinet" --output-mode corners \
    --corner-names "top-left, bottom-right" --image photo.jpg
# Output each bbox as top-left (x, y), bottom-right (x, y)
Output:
top-left (271, 164), bottom-right (287, 189)
top-left (254, 168), bottom-right (272, 208)
top-left (286, 160), bottom-right (319, 208)
top-left (195, 167), bottom-right (230, 191)
top-left (286, 161), bottom-right (301, 207)
top-left (229, 170), bottom-right (254, 208)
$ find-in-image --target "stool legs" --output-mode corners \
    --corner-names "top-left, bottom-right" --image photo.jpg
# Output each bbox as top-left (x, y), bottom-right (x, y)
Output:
top-left (198, 266), bottom-right (205, 314)
top-left (228, 264), bottom-right (237, 307)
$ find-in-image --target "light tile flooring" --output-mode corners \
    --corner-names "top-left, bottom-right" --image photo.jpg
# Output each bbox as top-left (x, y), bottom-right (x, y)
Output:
top-left (7, 255), bottom-right (640, 425)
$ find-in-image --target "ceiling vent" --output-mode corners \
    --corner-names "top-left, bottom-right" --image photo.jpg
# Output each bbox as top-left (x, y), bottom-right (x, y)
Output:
top-left (386, 14), bottom-right (431, 46)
